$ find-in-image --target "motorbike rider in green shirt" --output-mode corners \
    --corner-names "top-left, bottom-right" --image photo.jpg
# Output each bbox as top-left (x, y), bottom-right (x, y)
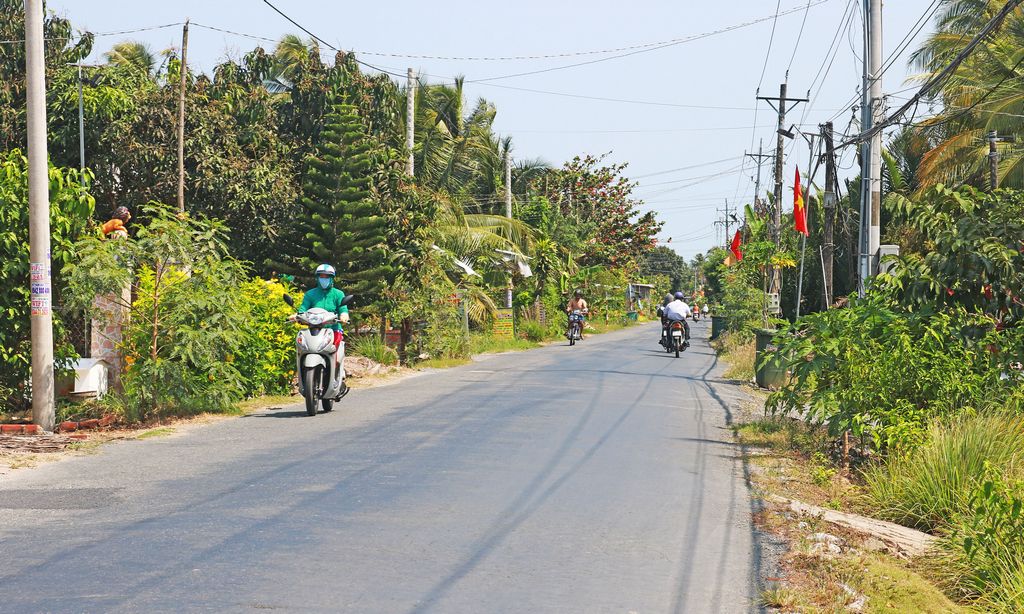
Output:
top-left (289, 264), bottom-right (350, 332)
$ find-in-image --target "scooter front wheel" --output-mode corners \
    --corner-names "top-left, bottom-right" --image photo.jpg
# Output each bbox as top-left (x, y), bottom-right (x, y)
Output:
top-left (304, 369), bottom-right (318, 416)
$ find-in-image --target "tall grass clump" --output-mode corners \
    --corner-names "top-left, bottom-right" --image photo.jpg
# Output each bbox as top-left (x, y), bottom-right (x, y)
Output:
top-left (932, 467), bottom-right (1024, 610)
top-left (863, 414), bottom-right (1024, 532)
top-left (350, 334), bottom-right (399, 366)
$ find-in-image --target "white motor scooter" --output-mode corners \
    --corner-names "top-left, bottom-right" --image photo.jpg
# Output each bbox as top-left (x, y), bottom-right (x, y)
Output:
top-left (284, 294), bottom-right (354, 416)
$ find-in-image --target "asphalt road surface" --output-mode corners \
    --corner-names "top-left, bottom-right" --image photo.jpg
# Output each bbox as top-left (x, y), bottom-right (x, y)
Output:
top-left (0, 321), bottom-right (771, 613)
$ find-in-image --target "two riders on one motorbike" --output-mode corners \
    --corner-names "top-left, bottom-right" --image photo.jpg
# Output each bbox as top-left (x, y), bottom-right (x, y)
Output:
top-left (658, 291), bottom-right (691, 349)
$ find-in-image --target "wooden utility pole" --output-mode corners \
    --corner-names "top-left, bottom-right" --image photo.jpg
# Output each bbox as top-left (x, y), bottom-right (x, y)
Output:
top-left (406, 68), bottom-right (416, 177)
top-left (821, 121), bottom-right (837, 307)
top-left (176, 19), bottom-right (189, 213)
top-left (25, 0), bottom-right (54, 431)
top-left (987, 130), bottom-right (1015, 190)
top-left (757, 84), bottom-right (807, 305)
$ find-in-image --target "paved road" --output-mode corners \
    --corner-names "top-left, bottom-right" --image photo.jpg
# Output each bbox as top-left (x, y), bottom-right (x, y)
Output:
top-left (0, 321), bottom-right (770, 613)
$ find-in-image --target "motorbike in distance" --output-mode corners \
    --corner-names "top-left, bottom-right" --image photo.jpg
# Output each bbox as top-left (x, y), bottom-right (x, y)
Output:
top-left (567, 309), bottom-right (587, 346)
top-left (284, 293), bottom-right (355, 416)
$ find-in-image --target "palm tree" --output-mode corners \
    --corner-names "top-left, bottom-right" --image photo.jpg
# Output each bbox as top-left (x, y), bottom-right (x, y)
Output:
top-left (912, 2), bottom-right (1024, 189)
top-left (273, 34), bottom-right (319, 82)
top-left (104, 41), bottom-right (157, 75)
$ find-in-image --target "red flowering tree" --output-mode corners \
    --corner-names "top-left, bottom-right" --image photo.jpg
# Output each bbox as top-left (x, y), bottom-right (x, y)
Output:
top-left (541, 153), bottom-right (662, 272)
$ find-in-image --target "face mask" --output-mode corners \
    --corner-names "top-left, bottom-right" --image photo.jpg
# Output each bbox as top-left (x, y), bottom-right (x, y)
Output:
top-left (318, 277), bottom-right (333, 290)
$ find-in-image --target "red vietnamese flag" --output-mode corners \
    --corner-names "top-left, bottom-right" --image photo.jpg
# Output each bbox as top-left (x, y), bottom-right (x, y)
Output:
top-left (794, 166), bottom-right (809, 236)
top-left (730, 229), bottom-right (743, 261)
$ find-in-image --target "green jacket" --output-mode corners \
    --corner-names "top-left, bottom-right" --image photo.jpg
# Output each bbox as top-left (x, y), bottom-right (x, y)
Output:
top-left (298, 286), bottom-right (349, 330)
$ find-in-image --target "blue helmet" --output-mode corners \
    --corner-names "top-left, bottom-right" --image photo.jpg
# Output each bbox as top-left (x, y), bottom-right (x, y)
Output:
top-left (674, 291), bottom-right (685, 300)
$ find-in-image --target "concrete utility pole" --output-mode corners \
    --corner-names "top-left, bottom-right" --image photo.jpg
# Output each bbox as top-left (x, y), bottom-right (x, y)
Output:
top-left (76, 63), bottom-right (86, 187)
top-left (406, 68), bottom-right (416, 177)
top-left (176, 19), bottom-right (189, 213)
top-left (868, 0), bottom-right (882, 277)
top-left (504, 153), bottom-right (513, 219)
top-left (505, 153), bottom-right (513, 308)
top-left (822, 121), bottom-right (837, 307)
top-left (715, 200), bottom-right (736, 249)
top-left (757, 84), bottom-right (807, 302)
top-left (746, 139), bottom-right (772, 211)
top-left (26, 0), bottom-right (55, 432)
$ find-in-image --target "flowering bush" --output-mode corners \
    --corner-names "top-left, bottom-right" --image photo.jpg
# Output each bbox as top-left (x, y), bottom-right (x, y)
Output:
top-left (234, 278), bottom-right (297, 397)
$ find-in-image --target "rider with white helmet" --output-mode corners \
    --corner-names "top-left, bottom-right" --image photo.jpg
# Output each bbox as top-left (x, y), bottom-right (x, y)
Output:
top-left (289, 264), bottom-right (350, 329)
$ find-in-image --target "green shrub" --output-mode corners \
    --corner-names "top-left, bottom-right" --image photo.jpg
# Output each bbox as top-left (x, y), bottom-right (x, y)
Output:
top-left (234, 278), bottom-right (296, 397)
top-left (0, 152), bottom-right (94, 413)
top-left (66, 203), bottom-right (248, 421)
top-left (863, 414), bottom-right (1024, 532)
top-left (768, 300), bottom-right (1009, 453)
top-left (350, 334), bottom-right (399, 366)
top-left (518, 319), bottom-right (548, 342)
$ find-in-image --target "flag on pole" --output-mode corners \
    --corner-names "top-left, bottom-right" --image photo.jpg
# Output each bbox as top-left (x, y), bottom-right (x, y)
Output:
top-left (729, 229), bottom-right (743, 261)
top-left (794, 166), bottom-right (809, 236)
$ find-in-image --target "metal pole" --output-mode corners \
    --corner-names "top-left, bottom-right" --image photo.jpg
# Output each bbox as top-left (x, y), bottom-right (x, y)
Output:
top-left (795, 136), bottom-right (815, 319)
top-left (406, 68), bottom-right (416, 177)
top-left (795, 234), bottom-right (807, 319)
top-left (176, 19), bottom-right (189, 213)
top-left (77, 63), bottom-right (85, 187)
top-left (857, 0), bottom-right (872, 298)
top-left (868, 0), bottom-right (883, 274)
top-left (26, 0), bottom-right (55, 432)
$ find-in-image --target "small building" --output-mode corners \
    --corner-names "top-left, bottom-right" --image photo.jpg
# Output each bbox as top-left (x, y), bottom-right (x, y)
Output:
top-left (627, 283), bottom-right (655, 312)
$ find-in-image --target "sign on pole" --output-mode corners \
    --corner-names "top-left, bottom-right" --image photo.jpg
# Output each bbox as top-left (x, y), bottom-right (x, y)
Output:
top-left (492, 308), bottom-right (514, 338)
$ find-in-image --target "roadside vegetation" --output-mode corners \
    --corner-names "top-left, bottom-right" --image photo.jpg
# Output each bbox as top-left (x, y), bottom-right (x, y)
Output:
top-left (0, 8), bottom-right (667, 426)
top-left (704, 4), bottom-right (1024, 607)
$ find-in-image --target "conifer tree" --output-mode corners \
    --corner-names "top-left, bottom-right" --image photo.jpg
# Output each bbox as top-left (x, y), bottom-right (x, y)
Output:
top-left (270, 98), bottom-right (392, 301)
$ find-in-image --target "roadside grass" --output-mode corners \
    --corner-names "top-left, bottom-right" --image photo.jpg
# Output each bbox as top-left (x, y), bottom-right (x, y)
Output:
top-left (134, 426), bottom-right (176, 439)
top-left (468, 333), bottom-right (539, 355)
top-left (235, 394), bottom-right (298, 414)
top-left (349, 334), bottom-right (400, 366)
top-left (761, 550), bottom-right (963, 613)
top-left (587, 318), bottom-right (637, 335)
top-left (416, 356), bottom-right (471, 369)
top-left (712, 331), bottom-right (755, 382)
top-left (862, 413), bottom-right (1024, 532)
top-left (742, 430), bottom-right (963, 613)
top-left (734, 416), bottom-right (828, 457)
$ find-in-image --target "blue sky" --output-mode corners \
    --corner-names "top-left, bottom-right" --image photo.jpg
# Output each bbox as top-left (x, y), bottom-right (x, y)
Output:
top-left (49, 0), bottom-right (937, 260)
